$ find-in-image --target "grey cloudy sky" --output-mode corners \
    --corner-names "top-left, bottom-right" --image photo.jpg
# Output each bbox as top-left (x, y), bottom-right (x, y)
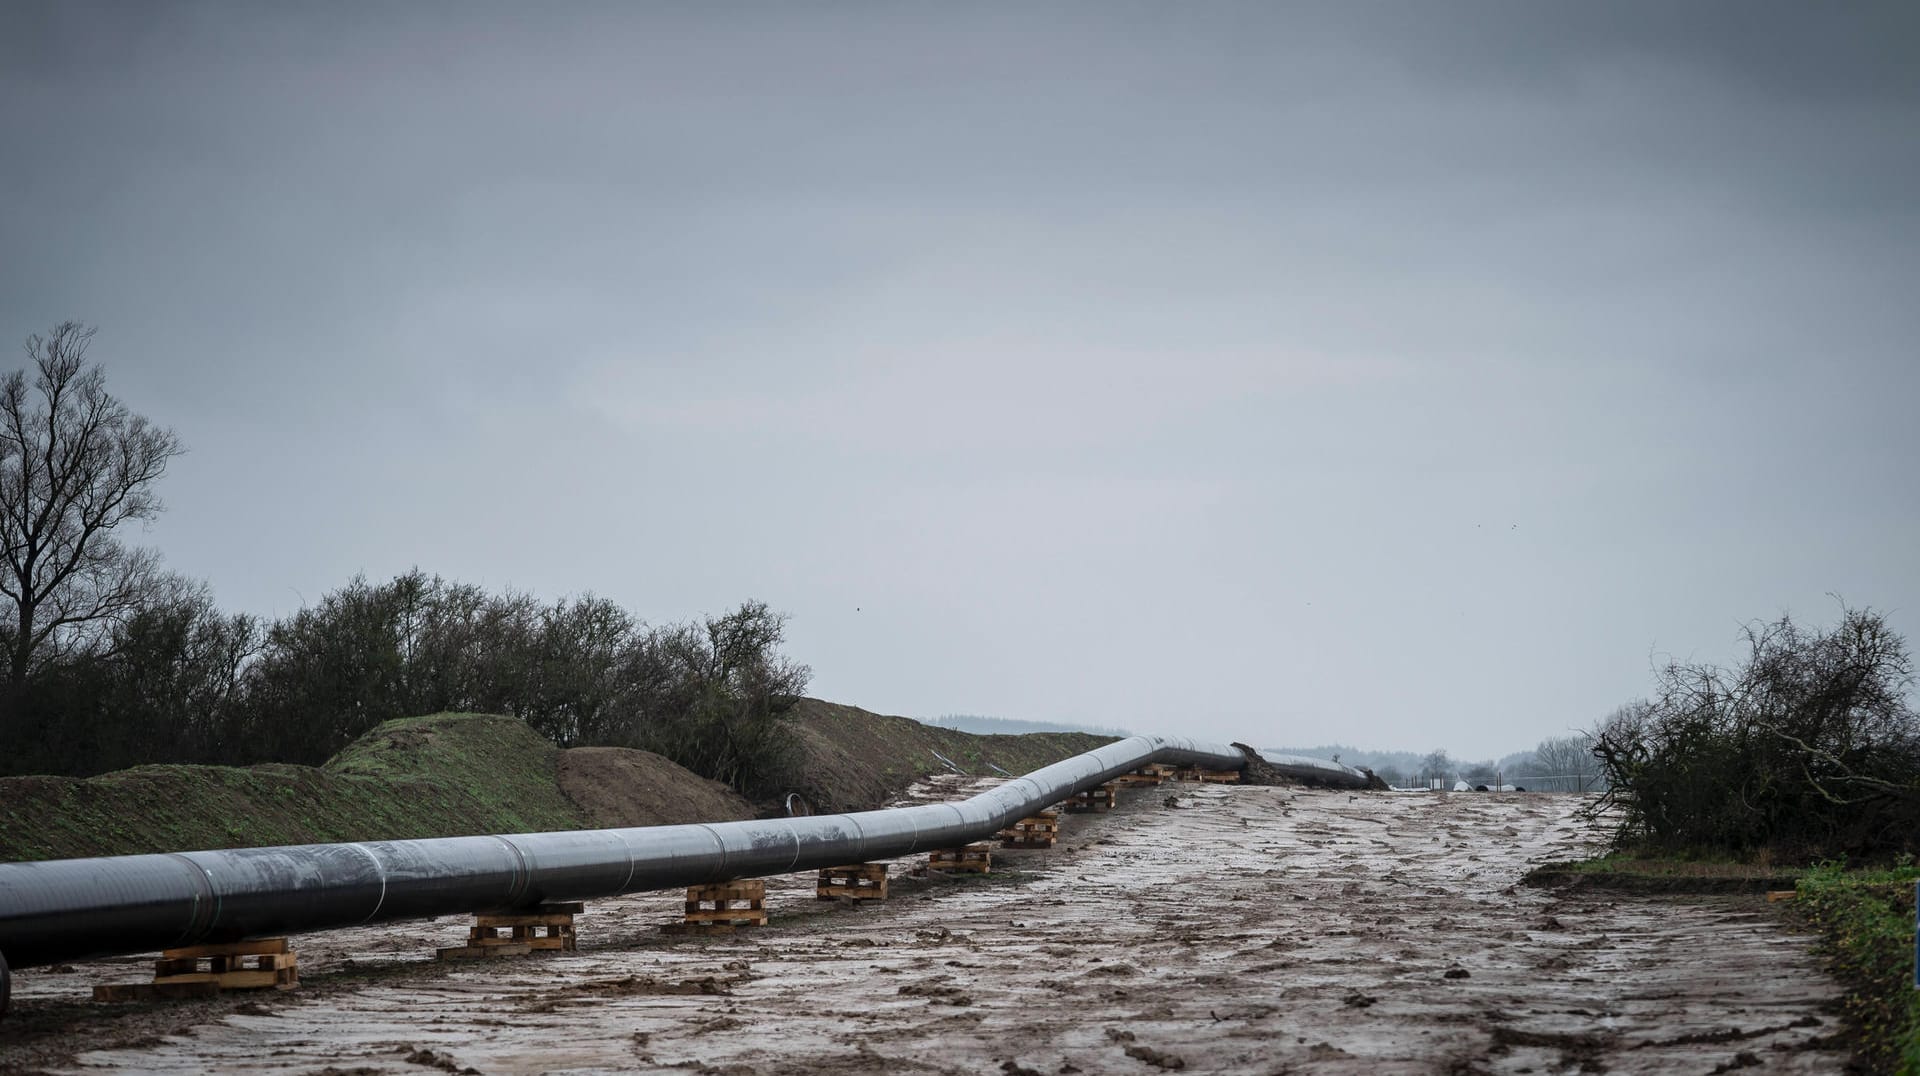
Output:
top-left (3, 2), bottom-right (1916, 758)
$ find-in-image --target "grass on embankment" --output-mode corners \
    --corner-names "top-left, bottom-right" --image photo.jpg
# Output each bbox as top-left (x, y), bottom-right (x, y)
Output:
top-left (1521, 850), bottom-right (1806, 893)
top-left (1, 701), bottom-right (1122, 863)
top-left (0, 714), bottom-right (588, 862)
top-left (784, 697), bottom-right (1118, 812)
top-left (1794, 863), bottom-right (1920, 1075)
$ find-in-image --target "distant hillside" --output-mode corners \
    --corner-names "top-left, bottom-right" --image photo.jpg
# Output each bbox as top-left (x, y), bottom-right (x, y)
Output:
top-left (788, 699), bottom-right (1118, 812)
top-left (925, 713), bottom-right (1133, 737)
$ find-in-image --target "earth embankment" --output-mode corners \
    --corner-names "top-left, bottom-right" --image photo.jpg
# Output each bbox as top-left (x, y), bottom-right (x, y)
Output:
top-left (0, 700), bottom-right (1114, 862)
top-left (0, 713), bottom-right (752, 863)
top-left (780, 697), bottom-right (1115, 812)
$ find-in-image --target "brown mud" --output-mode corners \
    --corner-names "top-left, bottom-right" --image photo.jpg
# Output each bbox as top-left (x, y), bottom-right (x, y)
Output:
top-left (1, 785), bottom-right (1849, 1074)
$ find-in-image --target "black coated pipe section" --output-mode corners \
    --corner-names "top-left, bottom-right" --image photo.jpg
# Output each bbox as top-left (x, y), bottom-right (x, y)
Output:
top-left (0, 736), bottom-right (1261, 978)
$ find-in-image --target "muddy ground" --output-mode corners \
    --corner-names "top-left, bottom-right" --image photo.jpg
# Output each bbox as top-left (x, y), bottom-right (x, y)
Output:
top-left (3, 782), bottom-right (1850, 1074)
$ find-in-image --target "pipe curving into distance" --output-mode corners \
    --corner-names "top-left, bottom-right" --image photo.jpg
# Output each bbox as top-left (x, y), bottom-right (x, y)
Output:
top-left (1258, 752), bottom-right (1373, 786)
top-left (0, 735), bottom-right (1255, 993)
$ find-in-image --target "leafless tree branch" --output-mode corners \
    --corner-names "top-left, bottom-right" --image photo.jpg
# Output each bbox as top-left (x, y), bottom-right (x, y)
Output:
top-left (0, 323), bottom-right (183, 686)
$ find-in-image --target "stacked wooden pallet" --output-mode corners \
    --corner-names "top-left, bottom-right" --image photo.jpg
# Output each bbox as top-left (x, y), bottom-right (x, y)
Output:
top-left (817, 863), bottom-right (889, 901)
top-left (997, 811), bottom-right (1061, 849)
top-left (438, 902), bottom-right (581, 960)
top-left (1064, 783), bottom-right (1119, 813)
top-left (94, 939), bottom-right (297, 1002)
top-left (667, 880), bottom-right (768, 933)
top-left (1111, 764), bottom-right (1173, 788)
top-left (927, 842), bottom-right (992, 874)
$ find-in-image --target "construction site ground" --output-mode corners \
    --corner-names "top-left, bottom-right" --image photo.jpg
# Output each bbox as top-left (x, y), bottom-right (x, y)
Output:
top-left (3, 780), bottom-right (1850, 1074)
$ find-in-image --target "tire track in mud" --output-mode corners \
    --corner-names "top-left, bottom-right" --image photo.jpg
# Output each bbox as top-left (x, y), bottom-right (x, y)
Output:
top-left (12, 785), bottom-right (1848, 1074)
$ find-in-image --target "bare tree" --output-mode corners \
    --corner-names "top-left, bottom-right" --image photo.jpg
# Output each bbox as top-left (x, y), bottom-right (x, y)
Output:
top-left (1501, 734), bottom-right (1604, 792)
top-left (1461, 760), bottom-right (1500, 786)
top-left (0, 323), bottom-right (183, 687)
top-left (1531, 735), bottom-right (1590, 776)
top-left (1591, 607), bottom-right (1919, 857)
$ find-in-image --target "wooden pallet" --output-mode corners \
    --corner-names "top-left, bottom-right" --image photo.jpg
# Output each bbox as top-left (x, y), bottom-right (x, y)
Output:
top-left (928, 842), bottom-right (992, 874)
top-left (998, 811), bottom-right (1060, 849)
top-left (438, 902), bottom-right (581, 960)
top-left (818, 863), bottom-right (889, 900)
top-left (1110, 765), bottom-right (1173, 788)
top-left (672, 880), bottom-right (767, 932)
top-left (94, 939), bottom-right (297, 1002)
top-left (1196, 769), bottom-right (1241, 784)
top-left (1064, 783), bottom-right (1119, 813)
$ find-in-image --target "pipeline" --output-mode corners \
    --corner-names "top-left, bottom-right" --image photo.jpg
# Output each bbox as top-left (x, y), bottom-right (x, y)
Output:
top-left (0, 735), bottom-right (1259, 1009)
top-left (1254, 751), bottom-right (1373, 787)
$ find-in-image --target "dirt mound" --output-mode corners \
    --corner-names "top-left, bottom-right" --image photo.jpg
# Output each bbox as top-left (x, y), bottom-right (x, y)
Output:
top-left (0, 714), bottom-right (591, 863)
top-left (1233, 744), bottom-right (1304, 787)
top-left (1232, 743), bottom-right (1386, 789)
top-left (782, 698), bottom-right (1116, 812)
top-left (558, 747), bottom-right (754, 827)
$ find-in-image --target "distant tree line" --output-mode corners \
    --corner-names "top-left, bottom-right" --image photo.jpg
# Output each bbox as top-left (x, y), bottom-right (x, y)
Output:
top-left (10, 572), bottom-right (812, 795)
top-left (0, 323), bottom-right (809, 795)
top-left (1278, 739), bottom-right (1605, 791)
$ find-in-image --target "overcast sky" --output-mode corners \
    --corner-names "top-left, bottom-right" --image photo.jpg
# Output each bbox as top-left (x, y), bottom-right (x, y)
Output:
top-left (3, 2), bottom-right (1916, 758)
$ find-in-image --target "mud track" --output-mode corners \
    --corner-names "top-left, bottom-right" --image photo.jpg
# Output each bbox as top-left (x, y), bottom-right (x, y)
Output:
top-left (5, 783), bottom-right (1848, 1074)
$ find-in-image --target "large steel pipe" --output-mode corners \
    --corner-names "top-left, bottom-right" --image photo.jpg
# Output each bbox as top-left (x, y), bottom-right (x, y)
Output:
top-left (0, 735), bottom-right (1248, 977)
top-left (1258, 752), bottom-right (1372, 786)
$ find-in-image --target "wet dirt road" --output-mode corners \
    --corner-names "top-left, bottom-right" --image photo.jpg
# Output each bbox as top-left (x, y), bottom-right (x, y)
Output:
top-left (7, 783), bottom-right (1848, 1074)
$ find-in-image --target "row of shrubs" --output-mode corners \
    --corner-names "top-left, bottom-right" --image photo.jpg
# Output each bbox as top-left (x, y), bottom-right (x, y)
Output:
top-left (6, 570), bottom-right (810, 796)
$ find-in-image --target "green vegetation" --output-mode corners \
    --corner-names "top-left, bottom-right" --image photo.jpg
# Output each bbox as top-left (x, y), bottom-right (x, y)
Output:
top-left (1534, 851), bottom-right (1803, 878)
top-left (11, 567), bottom-right (813, 801)
top-left (1520, 849), bottom-right (1807, 897)
top-left (1795, 863), bottom-right (1920, 1074)
top-left (0, 713), bottom-right (587, 862)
